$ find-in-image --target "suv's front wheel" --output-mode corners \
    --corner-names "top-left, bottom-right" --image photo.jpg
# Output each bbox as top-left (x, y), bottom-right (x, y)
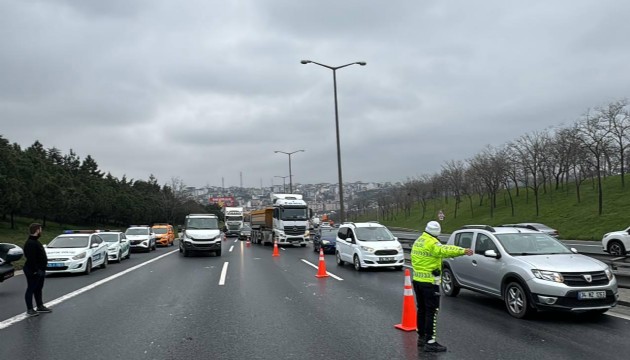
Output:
top-left (504, 282), bottom-right (536, 319)
top-left (607, 240), bottom-right (626, 256)
top-left (441, 268), bottom-right (460, 297)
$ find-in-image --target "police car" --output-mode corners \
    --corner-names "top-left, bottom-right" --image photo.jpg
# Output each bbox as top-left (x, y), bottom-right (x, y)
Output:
top-left (125, 225), bottom-right (157, 252)
top-left (97, 230), bottom-right (131, 263)
top-left (45, 230), bottom-right (110, 275)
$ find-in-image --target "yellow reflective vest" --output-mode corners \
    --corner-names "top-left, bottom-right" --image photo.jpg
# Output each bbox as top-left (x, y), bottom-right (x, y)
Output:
top-left (411, 232), bottom-right (466, 284)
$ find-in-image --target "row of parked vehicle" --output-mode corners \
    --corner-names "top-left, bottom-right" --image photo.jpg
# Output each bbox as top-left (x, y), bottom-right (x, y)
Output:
top-left (310, 221), bottom-right (620, 319)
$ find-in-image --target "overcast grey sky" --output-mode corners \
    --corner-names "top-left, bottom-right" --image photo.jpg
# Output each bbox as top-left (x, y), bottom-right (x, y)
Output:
top-left (2, 0), bottom-right (629, 188)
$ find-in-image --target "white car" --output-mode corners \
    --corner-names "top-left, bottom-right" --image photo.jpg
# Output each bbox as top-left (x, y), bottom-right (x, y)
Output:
top-left (125, 226), bottom-right (157, 252)
top-left (45, 231), bottom-right (109, 275)
top-left (335, 222), bottom-right (404, 271)
top-left (602, 226), bottom-right (630, 256)
top-left (98, 231), bottom-right (131, 263)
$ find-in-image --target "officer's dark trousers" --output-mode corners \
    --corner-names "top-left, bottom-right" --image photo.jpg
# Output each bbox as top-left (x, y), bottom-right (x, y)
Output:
top-left (24, 267), bottom-right (45, 310)
top-left (413, 281), bottom-right (440, 342)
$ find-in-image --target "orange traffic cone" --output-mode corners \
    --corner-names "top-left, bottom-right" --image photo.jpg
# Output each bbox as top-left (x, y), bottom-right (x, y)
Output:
top-left (394, 269), bottom-right (417, 331)
top-left (272, 240), bottom-right (280, 257)
top-left (315, 248), bottom-right (329, 278)
top-left (246, 237), bottom-right (251, 248)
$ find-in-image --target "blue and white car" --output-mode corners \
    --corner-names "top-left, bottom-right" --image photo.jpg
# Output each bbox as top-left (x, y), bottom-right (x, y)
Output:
top-left (45, 231), bottom-right (109, 275)
top-left (125, 226), bottom-right (156, 252)
top-left (98, 231), bottom-right (131, 263)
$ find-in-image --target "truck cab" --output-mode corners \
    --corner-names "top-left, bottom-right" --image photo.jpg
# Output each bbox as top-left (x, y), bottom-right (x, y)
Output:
top-left (272, 194), bottom-right (310, 247)
top-left (223, 207), bottom-right (244, 237)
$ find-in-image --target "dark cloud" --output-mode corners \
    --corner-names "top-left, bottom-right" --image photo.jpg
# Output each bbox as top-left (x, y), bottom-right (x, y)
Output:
top-left (2, 0), bottom-right (630, 188)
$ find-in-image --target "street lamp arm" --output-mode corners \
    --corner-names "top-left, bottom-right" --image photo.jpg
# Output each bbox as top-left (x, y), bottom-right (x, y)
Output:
top-left (301, 60), bottom-right (367, 70)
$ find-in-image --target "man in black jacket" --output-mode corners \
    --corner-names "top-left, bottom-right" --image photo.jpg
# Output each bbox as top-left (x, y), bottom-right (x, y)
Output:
top-left (23, 223), bottom-right (52, 317)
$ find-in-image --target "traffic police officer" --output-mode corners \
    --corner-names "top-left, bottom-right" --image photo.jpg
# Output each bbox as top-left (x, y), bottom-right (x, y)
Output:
top-left (411, 221), bottom-right (473, 352)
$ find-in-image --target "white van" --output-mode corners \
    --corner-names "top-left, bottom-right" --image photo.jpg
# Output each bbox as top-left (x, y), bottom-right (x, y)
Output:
top-left (335, 222), bottom-right (404, 271)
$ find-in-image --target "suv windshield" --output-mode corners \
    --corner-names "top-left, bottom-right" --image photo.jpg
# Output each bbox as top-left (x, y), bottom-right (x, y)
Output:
top-left (48, 236), bottom-right (89, 248)
top-left (355, 227), bottom-right (395, 242)
top-left (281, 207), bottom-right (308, 221)
top-left (186, 218), bottom-right (219, 229)
top-left (495, 233), bottom-right (571, 255)
top-left (126, 228), bottom-right (149, 236)
top-left (99, 233), bottom-right (119, 242)
top-left (152, 228), bottom-right (168, 234)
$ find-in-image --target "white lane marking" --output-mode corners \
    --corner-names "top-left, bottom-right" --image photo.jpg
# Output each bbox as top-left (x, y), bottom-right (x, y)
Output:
top-left (281, 247), bottom-right (286, 251)
top-left (229, 245), bottom-right (234, 252)
top-left (403, 264), bottom-right (413, 269)
top-left (234, 239), bottom-right (238, 243)
top-left (607, 312), bottom-right (630, 321)
top-left (301, 259), bottom-right (343, 281)
top-left (219, 262), bottom-right (229, 285)
top-left (612, 256), bottom-right (627, 261)
top-left (0, 249), bottom-right (178, 331)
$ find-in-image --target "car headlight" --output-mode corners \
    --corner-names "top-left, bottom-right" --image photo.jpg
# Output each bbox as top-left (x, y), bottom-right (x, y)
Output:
top-left (605, 268), bottom-right (614, 281)
top-left (396, 244), bottom-right (403, 252)
top-left (72, 252), bottom-right (87, 260)
top-left (305, 230), bottom-right (310, 237)
top-left (360, 246), bottom-right (376, 253)
top-left (532, 269), bottom-right (564, 283)
top-left (322, 240), bottom-right (330, 245)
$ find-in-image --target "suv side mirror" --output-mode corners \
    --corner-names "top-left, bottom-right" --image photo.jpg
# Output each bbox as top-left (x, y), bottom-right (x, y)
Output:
top-left (570, 247), bottom-right (578, 254)
top-left (91, 243), bottom-right (99, 248)
top-left (484, 250), bottom-right (500, 259)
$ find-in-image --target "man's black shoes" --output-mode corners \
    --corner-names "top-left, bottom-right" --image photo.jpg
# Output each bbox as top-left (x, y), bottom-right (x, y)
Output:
top-left (26, 309), bottom-right (39, 317)
top-left (36, 306), bottom-right (52, 313)
top-left (424, 342), bottom-right (447, 352)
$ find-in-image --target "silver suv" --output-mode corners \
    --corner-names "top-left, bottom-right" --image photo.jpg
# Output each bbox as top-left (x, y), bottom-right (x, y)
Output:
top-left (442, 225), bottom-right (618, 319)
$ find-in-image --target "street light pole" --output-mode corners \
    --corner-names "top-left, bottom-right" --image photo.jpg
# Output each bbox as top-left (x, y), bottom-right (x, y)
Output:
top-left (300, 60), bottom-right (366, 223)
top-left (274, 175), bottom-right (289, 193)
top-left (274, 150), bottom-right (304, 193)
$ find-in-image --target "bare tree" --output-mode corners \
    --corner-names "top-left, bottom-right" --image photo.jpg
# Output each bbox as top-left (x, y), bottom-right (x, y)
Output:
top-left (578, 110), bottom-right (612, 215)
top-left (514, 131), bottom-right (548, 216)
top-left (467, 146), bottom-right (507, 218)
top-left (442, 160), bottom-right (466, 219)
top-left (601, 99), bottom-right (630, 187)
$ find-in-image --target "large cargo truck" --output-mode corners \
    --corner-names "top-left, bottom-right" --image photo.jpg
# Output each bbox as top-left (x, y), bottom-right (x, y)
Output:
top-left (250, 194), bottom-right (310, 247)
top-left (223, 206), bottom-right (244, 236)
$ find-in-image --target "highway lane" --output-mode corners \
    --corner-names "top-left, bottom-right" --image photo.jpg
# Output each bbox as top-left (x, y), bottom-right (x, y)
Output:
top-left (1, 238), bottom-right (630, 359)
top-left (0, 243), bottom-right (178, 322)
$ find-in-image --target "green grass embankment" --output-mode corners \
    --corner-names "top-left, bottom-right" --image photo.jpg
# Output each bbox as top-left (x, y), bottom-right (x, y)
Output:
top-left (360, 175), bottom-right (630, 241)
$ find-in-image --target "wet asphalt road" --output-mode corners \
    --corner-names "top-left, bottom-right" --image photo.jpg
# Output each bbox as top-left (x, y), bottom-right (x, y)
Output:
top-left (1, 238), bottom-right (630, 360)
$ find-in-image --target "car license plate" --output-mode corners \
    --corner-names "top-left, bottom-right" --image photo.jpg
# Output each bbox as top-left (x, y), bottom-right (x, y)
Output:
top-left (578, 291), bottom-right (606, 300)
top-left (381, 257), bottom-right (394, 261)
top-left (292, 241), bottom-right (299, 244)
top-left (48, 262), bottom-right (64, 268)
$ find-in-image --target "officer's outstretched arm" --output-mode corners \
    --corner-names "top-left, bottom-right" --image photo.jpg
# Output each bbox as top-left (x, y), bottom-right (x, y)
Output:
top-left (427, 240), bottom-right (466, 258)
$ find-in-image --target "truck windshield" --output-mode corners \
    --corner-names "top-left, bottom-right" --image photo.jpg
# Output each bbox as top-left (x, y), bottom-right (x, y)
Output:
top-left (186, 218), bottom-right (219, 229)
top-left (281, 207), bottom-right (308, 220)
top-left (226, 216), bottom-right (243, 222)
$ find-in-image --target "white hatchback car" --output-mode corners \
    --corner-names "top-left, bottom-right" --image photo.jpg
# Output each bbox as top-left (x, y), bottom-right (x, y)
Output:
top-left (98, 231), bottom-right (131, 263)
top-left (45, 231), bottom-right (109, 275)
top-left (602, 226), bottom-right (630, 256)
top-left (335, 222), bottom-right (404, 271)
